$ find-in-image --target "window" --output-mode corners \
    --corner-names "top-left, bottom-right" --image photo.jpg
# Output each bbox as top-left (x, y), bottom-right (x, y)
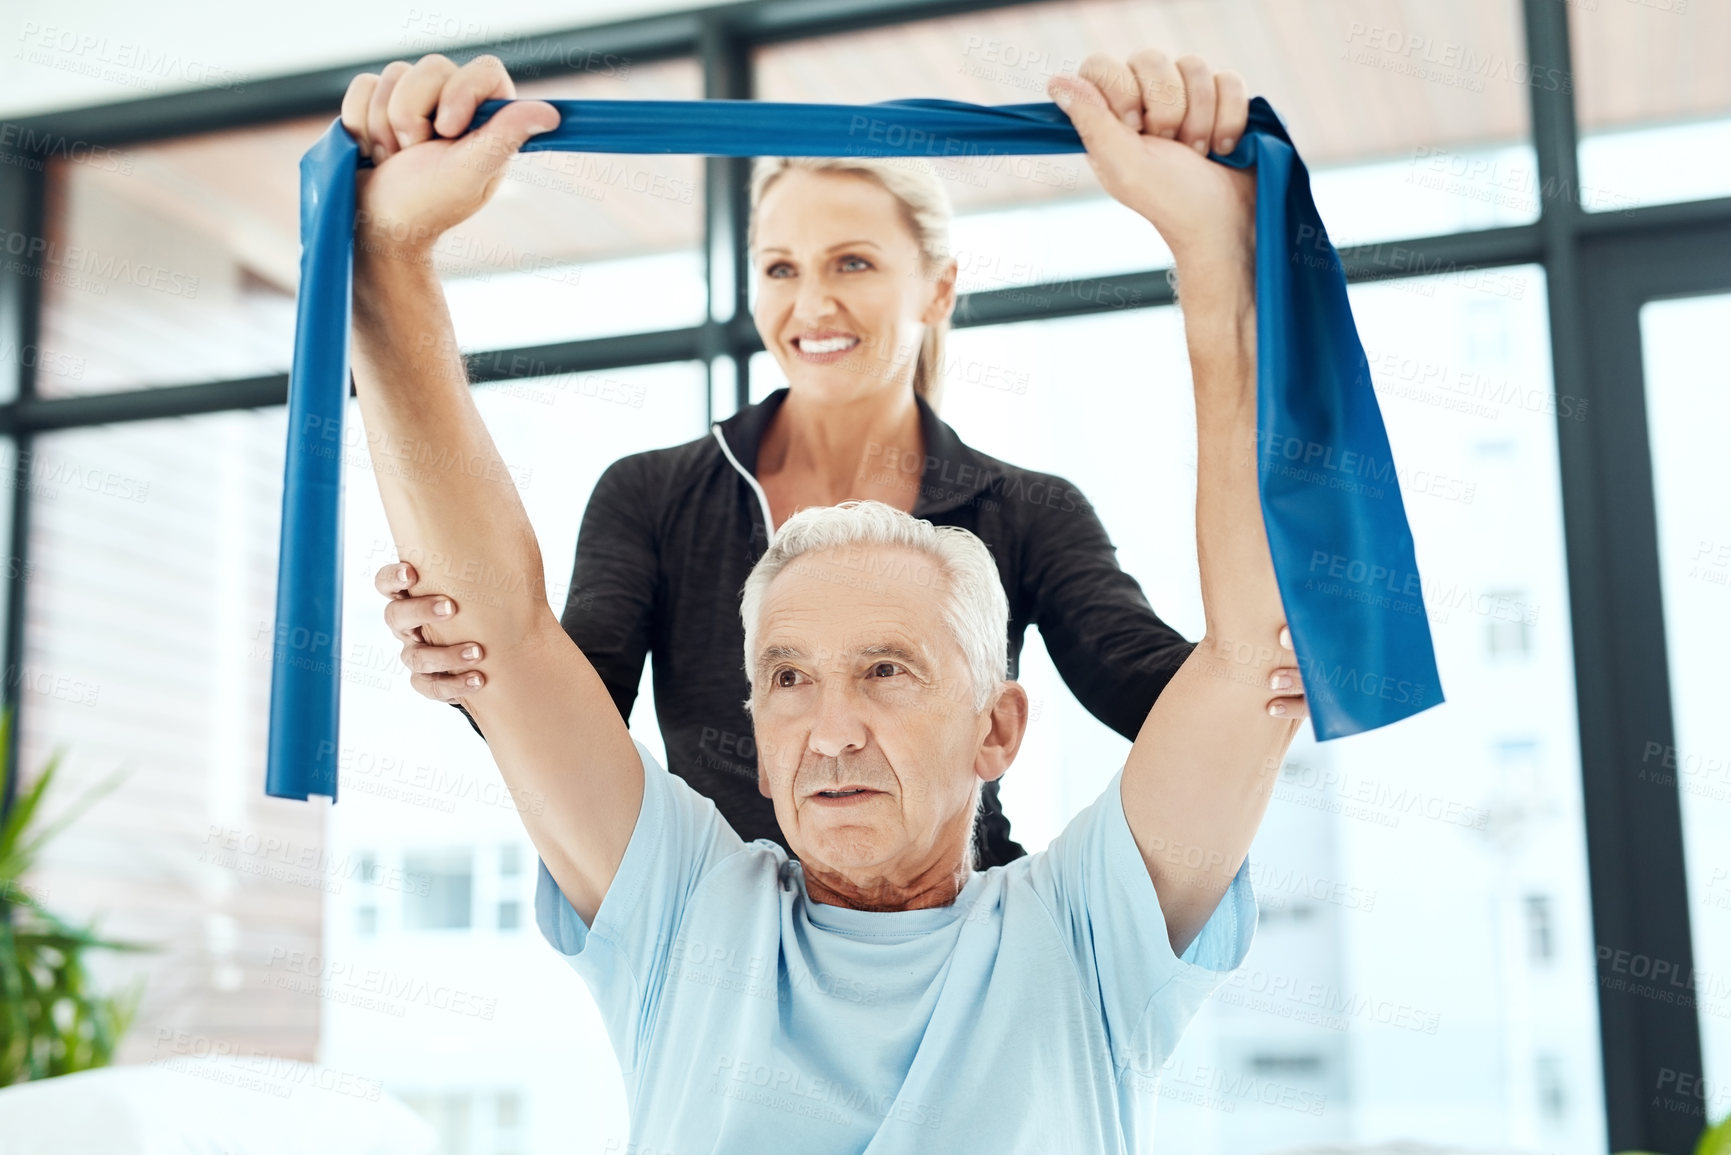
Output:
top-left (316, 361), bottom-right (706, 1150)
top-left (1640, 292), bottom-right (1731, 1097)
top-left (1571, 2), bottom-right (1731, 211)
top-left (15, 407), bottom-right (324, 1063)
top-left (402, 848), bottom-right (474, 931)
top-left (1537, 1052), bottom-right (1568, 1120)
top-left (1527, 894), bottom-right (1556, 963)
top-left (923, 266), bottom-right (1603, 1148)
top-left (756, 0), bottom-right (1538, 291)
top-left (1484, 586), bottom-right (1536, 658)
top-left (400, 1088), bottom-right (529, 1155)
top-left (32, 58), bottom-right (705, 397)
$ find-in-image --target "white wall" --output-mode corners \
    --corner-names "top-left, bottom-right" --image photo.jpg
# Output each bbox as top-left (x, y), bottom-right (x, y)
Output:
top-left (0, 0), bottom-right (730, 118)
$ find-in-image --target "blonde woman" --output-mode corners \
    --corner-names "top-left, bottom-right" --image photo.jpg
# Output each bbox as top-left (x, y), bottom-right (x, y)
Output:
top-left (372, 58), bottom-right (1308, 865)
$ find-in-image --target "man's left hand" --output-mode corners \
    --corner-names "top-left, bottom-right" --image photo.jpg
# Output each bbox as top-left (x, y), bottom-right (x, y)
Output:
top-left (1048, 51), bottom-right (1254, 273)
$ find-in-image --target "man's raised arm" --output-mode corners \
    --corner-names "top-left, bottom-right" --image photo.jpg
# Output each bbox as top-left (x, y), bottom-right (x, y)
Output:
top-left (1050, 53), bottom-right (1301, 956)
top-left (342, 53), bottom-right (642, 925)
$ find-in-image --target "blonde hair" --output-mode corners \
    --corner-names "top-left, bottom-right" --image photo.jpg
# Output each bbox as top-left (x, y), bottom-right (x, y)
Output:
top-left (747, 156), bottom-right (955, 411)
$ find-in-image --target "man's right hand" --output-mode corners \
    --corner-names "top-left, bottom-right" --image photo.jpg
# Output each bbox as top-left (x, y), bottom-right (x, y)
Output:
top-left (376, 561), bottom-right (489, 703)
top-left (339, 54), bottom-right (560, 256)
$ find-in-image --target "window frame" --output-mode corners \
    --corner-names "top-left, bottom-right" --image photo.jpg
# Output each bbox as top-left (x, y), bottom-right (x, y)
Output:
top-left (1, 0), bottom-right (1724, 1147)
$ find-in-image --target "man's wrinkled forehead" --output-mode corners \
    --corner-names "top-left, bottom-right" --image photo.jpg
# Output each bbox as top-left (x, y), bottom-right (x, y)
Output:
top-left (776, 543), bottom-right (954, 599)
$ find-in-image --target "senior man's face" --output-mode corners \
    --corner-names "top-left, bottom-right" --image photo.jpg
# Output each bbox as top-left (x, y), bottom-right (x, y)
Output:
top-left (750, 544), bottom-right (1027, 902)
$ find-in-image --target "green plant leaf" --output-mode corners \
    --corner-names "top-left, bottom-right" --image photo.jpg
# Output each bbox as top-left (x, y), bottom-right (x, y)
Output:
top-left (0, 707), bottom-right (153, 1088)
top-left (1698, 1112), bottom-right (1731, 1155)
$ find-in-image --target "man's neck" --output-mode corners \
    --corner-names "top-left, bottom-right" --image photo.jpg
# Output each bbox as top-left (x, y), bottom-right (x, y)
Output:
top-left (801, 849), bottom-right (973, 912)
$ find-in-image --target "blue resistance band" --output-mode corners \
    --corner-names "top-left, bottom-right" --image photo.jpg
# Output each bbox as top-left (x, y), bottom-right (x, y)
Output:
top-left (267, 95), bottom-right (1443, 801)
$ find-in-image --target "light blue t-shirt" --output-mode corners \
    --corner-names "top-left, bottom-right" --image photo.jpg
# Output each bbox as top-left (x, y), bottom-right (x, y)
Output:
top-left (535, 740), bottom-right (1256, 1154)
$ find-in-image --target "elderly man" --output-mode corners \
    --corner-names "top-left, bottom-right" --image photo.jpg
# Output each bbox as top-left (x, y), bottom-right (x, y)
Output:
top-left (344, 46), bottom-right (1301, 1154)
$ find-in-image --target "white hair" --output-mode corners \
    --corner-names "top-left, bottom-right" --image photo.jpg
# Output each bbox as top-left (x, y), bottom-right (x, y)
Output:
top-left (739, 500), bottom-right (1008, 714)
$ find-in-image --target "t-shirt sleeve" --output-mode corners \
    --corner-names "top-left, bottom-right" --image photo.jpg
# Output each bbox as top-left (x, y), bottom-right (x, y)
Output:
top-left (533, 737), bottom-right (746, 1073)
top-left (1025, 767), bottom-right (1257, 1074)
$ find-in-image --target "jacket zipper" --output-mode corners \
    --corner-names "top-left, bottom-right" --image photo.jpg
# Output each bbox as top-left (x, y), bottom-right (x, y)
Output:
top-left (711, 425), bottom-right (779, 547)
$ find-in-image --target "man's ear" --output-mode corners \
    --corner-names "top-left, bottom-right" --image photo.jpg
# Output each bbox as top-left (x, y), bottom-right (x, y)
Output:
top-left (975, 680), bottom-right (1029, 785)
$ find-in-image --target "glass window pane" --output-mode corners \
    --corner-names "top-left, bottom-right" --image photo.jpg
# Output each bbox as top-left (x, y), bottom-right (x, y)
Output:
top-left (1572, 3), bottom-right (1731, 211)
top-left (755, 0), bottom-right (1536, 288)
top-left (35, 56), bottom-right (702, 398)
top-left (440, 63), bottom-right (705, 352)
top-left (16, 407), bottom-right (326, 1062)
top-left (933, 264), bottom-right (1604, 1148)
top-left (1641, 292), bottom-right (1731, 1110)
top-left (401, 847), bottom-right (473, 930)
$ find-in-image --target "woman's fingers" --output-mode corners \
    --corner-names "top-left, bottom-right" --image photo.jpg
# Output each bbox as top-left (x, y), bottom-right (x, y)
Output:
top-left (1266, 679), bottom-right (1309, 720)
top-left (372, 560), bottom-right (484, 701)
top-left (382, 590), bottom-right (463, 643)
top-left (1265, 625), bottom-right (1305, 718)
top-left (374, 560), bottom-right (417, 597)
top-left (409, 668), bottom-right (486, 702)
top-left (403, 638), bottom-right (485, 677)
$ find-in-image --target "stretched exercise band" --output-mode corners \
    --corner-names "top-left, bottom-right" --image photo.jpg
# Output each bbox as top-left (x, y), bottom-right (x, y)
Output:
top-left (267, 95), bottom-right (1443, 801)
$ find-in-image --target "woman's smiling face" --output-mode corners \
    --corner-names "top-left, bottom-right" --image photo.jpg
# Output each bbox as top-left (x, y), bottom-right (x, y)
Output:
top-left (750, 168), bottom-right (954, 402)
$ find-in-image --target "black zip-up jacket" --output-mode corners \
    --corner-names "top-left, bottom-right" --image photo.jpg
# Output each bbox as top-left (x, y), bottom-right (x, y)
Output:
top-left (455, 386), bottom-right (1196, 867)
